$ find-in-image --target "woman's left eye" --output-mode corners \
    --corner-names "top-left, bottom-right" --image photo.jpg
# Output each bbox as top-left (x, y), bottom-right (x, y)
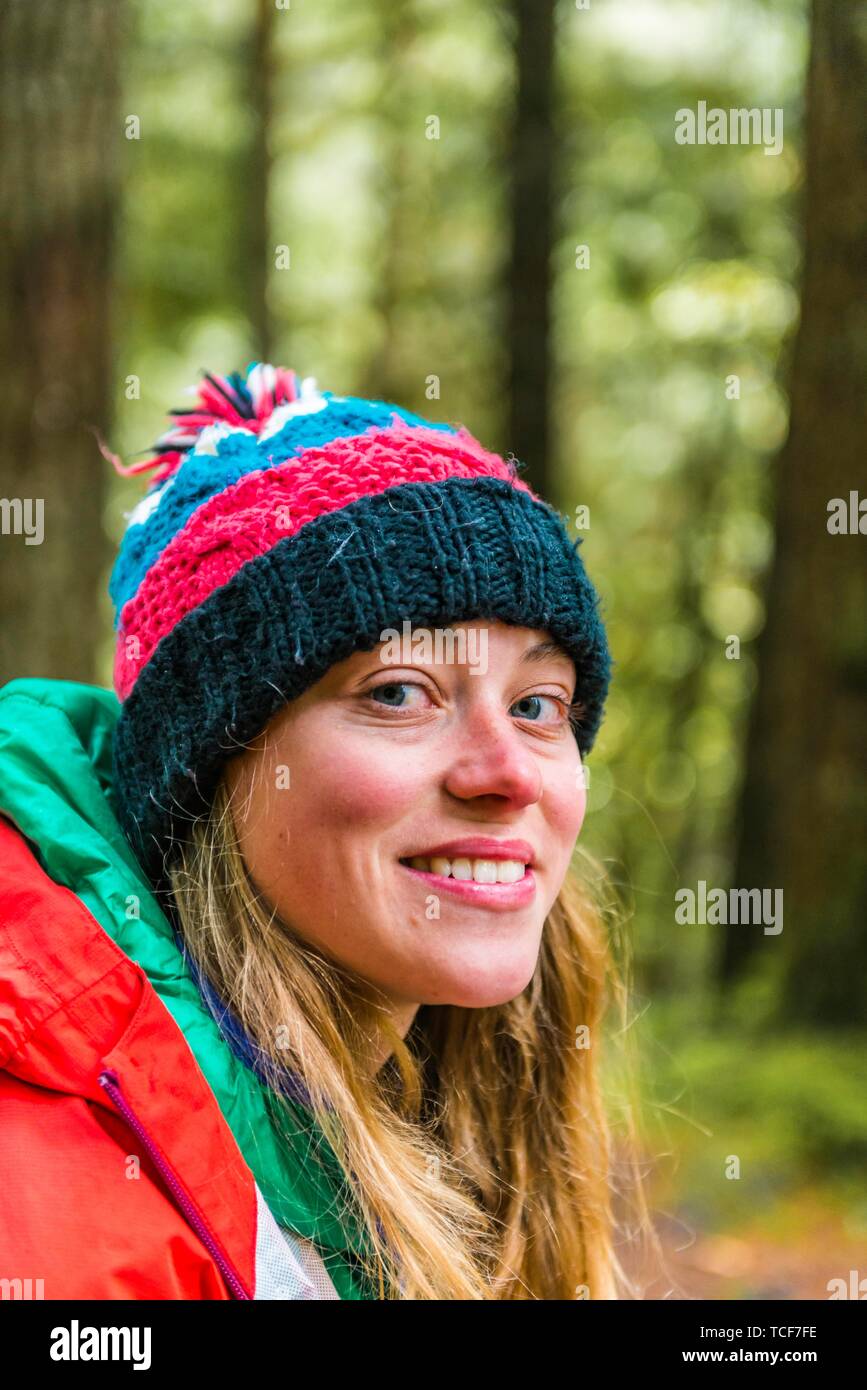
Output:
top-left (510, 693), bottom-right (568, 724)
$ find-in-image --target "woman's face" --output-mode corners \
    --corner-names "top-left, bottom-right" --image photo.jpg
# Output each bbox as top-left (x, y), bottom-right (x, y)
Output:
top-left (225, 620), bottom-right (588, 1023)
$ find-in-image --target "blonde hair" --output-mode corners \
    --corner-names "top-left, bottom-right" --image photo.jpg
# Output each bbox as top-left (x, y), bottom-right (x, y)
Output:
top-left (168, 776), bottom-right (656, 1299)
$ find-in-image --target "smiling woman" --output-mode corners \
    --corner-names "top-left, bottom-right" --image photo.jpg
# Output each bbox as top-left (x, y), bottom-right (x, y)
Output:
top-left (0, 363), bottom-right (646, 1301)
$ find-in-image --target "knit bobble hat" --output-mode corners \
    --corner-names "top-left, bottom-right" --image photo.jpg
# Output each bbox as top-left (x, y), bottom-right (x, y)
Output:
top-left (107, 363), bottom-right (611, 880)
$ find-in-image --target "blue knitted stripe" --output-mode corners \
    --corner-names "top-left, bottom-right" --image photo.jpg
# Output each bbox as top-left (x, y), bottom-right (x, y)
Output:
top-left (109, 394), bottom-right (458, 622)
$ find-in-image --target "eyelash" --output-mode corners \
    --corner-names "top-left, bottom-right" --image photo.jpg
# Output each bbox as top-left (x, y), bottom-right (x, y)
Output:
top-left (363, 680), bottom-right (586, 730)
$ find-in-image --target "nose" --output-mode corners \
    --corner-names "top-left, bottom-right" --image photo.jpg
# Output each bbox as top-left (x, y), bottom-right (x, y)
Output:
top-left (442, 693), bottom-right (544, 809)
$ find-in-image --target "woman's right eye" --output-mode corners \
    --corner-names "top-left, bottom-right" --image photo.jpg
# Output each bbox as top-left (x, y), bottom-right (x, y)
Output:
top-left (364, 680), bottom-right (432, 711)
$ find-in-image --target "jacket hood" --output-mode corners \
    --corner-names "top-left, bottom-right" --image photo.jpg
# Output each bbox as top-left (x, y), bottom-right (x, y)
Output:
top-left (0, 677), bottom-right (371, 1296)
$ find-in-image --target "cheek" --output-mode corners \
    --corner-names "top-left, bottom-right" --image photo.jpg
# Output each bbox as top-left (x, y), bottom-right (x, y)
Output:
top-left (546, 769), bottom-right (587, 850)
top-left (247, 736), bottom-right (427, 866)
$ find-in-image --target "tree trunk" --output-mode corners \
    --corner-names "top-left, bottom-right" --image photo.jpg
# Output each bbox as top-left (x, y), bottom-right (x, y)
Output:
top-left (357, 0), bottom-right (416, 405)
top-left (0, 0), bottom-right (125, 685)
top-left (723, 0), bottom-right (867, 1025)
top-left (506, 0), bottom-right (555, 499)
top-left (242, 0), bottom-right (275, 361)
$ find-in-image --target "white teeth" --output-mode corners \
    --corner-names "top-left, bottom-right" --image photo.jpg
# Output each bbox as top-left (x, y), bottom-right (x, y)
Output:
top-left (404, 856), bottom-right (527, 883)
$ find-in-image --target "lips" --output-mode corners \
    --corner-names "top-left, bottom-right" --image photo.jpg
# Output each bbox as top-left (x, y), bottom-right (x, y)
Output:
top-left (397, 836), bottom-right (538, 910)
top-left (398, 857), bottom-right (537, 909)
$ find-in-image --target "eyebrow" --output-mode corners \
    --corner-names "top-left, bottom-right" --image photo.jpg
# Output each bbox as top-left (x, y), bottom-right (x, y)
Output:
top-left (521, 639), bottom-right (575, 670)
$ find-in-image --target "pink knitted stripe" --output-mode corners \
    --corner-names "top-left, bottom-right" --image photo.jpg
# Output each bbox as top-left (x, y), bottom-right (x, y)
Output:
top-left (114, 421), bottom-right (534, 700)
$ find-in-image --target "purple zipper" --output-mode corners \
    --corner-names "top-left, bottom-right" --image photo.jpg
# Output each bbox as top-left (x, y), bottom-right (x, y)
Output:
top-left (98, 1067), bottom-right (251, 1301)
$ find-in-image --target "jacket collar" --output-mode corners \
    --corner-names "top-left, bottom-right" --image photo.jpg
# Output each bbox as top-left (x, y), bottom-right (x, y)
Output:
top-left (0, 678), bottom-right (367, 1259)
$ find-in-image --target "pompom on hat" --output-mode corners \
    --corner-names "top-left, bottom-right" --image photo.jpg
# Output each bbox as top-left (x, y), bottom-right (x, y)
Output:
top-left (105, 363), bottom-right (612, 879)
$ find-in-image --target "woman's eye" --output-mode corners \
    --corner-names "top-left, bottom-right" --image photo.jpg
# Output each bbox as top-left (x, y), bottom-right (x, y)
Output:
top-left (510, 693), bottom-right (568, 724)
top-left (365, 680), bottom-right (431, 711)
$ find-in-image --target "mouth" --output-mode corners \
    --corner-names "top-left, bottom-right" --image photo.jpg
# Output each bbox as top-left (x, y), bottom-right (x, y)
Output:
top-left (397, 849), bottom-right (537, 910)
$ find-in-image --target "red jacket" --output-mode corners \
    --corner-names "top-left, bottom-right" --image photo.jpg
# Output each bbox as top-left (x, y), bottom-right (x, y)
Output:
top-left (0, 815), bottom-right (257, 1298)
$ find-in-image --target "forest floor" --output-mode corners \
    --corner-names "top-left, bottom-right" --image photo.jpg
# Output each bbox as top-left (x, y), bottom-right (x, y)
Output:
top-left (618, 1185), bottom-right (867, 1300)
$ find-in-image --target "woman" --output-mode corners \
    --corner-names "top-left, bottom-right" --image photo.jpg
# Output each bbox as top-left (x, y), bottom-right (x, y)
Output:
top-left (0, 363), bottom-right (634, 1300)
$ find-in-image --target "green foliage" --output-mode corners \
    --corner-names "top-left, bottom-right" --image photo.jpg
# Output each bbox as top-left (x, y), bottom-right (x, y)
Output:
top-left (636, 1003), bottom-right (867, 1222)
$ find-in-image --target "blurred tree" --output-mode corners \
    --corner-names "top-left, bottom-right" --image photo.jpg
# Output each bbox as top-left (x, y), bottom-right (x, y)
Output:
top-left (725, 0), bottom-right (867, 1023)
top-left (0, 0), bottom-right (126, 684)
top-left (506, 0), bottom-right (555, 498)
top-left (357, 0), bottom-right (417, 404)
top-left (242, 0), bottom-right (276, 360)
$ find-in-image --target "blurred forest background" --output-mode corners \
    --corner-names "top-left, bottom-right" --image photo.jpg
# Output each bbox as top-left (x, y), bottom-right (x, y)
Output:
top-left (1, 0), bottom-right (865, 1297)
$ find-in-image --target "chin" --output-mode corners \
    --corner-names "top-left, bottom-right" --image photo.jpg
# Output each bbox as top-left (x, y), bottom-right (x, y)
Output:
top-left (422, 956), bottom-right (539, 1009)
